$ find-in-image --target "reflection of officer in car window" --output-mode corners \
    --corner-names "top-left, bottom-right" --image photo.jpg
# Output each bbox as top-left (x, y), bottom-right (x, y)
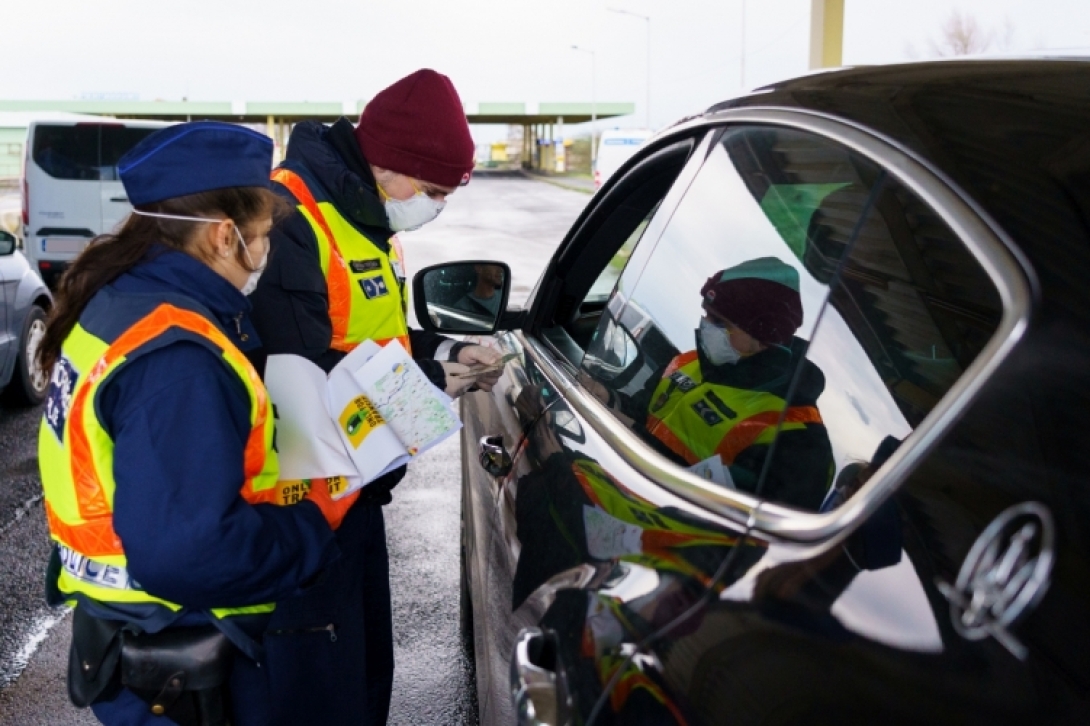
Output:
top-left (510, 382), bottom-right (746, 610)
top-left (628, 257), bottom-right (834, 511)
top-left (453, 263), bottom-right (504, 318)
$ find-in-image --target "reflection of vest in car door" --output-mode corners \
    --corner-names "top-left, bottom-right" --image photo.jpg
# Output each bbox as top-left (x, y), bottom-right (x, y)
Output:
top-left (272, 169), bottom-right (410, 354)
top-left (38, 293), bottom-right (286, 621)
top-left (571, 458), bottom-right (739, 587)
top-left (645, 351), bottom-right (821, 466)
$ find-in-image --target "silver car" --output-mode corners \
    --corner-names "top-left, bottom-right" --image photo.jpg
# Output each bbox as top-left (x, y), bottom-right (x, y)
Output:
top-left (0, 230), bottom-right (52, 406)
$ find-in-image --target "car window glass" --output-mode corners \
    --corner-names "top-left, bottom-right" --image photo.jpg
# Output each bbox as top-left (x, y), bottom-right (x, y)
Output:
top-left (553, 136), bottom-right (695, 362)
top-left (585, 208), bottom-right (656, 304)
top-left (32, 125), bottom-right (101, 180)
top-left (579, 125), bottom-right (894, 510)
top-left (100, 126), bottom-right (159, 181)
top-left (770, 177), bottom-right (1003, 512)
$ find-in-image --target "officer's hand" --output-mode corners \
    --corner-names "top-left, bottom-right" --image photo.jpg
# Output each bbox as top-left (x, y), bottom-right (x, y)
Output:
top-left (305, 481), bottom-right (357, 530)
top-left (440, 361), bottom-right (475, 398)
top-left (456, 345), bottom-right (504, 392)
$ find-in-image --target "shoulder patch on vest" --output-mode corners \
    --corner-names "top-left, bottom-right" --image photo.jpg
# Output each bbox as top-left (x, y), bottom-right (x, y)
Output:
top-left (359, 276), bottom-right (390, 299)
top-left (44, 356), bottom-right (79, 442)
top-left (669, 371), bottom-right (697, 392)
top-left (349, 259), bottom-right (382, 274)
top-left (691, 399), bottom-right (723, 427)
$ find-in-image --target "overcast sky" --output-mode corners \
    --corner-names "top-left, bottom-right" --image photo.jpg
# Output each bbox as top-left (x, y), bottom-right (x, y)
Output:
top-left (5, 0), bottom-right (1087, 141)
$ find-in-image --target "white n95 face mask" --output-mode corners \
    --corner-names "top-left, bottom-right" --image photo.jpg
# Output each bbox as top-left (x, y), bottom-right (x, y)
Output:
top-left (699, 318), bottom-right (742, 366)
top-left (381, 182), bottom-right (446, 232)
top-left (238, 227), bottom-right (268, 296)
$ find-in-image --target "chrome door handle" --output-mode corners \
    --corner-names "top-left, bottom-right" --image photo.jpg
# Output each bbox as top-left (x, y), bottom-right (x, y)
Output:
top-left (511, 627), bottom-right (558, 726)
top-left (478, 435), bottom-right (513, 477)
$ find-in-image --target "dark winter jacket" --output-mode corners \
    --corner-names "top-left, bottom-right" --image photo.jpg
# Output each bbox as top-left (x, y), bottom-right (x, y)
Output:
top-left (249, 118), bottom-right (460, 504)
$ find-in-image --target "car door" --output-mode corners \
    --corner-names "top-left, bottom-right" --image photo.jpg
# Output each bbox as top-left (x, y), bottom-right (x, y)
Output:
top-left (485, 109), bottom-right (1075, 726)
top-left (0, 234), bottom-right (14, 381)
top-left (458, 131), bottom-right (708, 725)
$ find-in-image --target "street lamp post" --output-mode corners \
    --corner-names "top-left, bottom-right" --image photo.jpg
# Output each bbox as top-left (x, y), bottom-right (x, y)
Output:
top-left (740, 0), bottom-right (747, 89)
top-left (571, 45), bottom-right (597, 168)
top-left (608, 7), bottom-right (651, 129)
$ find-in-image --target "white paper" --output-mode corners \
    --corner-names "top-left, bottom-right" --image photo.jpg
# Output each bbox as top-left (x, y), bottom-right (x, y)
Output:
top-left (265, 339), bottom-right (462, 501)
top-left (351, 340), bottom-right (461, 457)
top-left (688, 454), bottom-right (735, 489)
top-left (265, 354), bottom-right (355, 481)
top-left (583, 505), bottom-right (643, 559)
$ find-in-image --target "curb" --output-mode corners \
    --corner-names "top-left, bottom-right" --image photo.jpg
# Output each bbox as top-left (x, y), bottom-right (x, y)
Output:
top-left (519, 171), bottom-right (594, 196)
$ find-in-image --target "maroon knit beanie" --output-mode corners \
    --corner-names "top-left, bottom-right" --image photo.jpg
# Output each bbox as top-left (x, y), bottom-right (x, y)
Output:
top-left (700, 258), bottom-right (804, 346)
top-left (355, 69), bottom-right (475, 188)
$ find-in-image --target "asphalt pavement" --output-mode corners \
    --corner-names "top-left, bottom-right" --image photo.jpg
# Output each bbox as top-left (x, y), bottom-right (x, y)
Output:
top-left (0, 175), bottom-right (588, 724)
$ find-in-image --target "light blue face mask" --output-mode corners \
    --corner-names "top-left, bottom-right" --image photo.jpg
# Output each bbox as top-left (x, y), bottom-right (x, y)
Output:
top-left (699, 318), bottom-right (742, 366)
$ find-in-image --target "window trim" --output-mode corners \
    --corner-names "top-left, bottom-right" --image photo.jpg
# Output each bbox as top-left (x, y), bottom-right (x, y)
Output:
top-left (521, 107), bottom-right (1033, 545)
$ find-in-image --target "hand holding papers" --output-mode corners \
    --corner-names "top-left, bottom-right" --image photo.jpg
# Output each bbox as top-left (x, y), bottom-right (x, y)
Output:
top-left (265, 340), bottom-right (462, 500)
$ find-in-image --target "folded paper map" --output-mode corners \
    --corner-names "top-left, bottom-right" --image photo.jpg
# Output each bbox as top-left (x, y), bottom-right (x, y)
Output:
top-left (265, 340), bottom-right (462, 500)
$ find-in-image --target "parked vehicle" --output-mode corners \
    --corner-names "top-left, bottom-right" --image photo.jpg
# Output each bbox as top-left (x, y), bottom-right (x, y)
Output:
top-left (0, 230), bottom-right (51, 405)
top-left (413, 59), bottom-right (1090, 725)
top-left (594, 128), bottom-right (653, 190)
top-left (22, 119), bottom-right (170, 285)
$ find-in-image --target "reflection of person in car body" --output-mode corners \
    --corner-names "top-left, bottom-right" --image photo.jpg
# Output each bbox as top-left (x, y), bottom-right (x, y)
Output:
top-left (453, 263), bottom-right (505, 318)
top-left (510, 383), bottom-right (747, 610)
top-left (605, 257), bottom-right (834, 510)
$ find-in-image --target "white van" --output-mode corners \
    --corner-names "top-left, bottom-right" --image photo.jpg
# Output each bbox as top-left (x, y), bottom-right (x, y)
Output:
top-left (22, 119), bottom-right (171, 284)
top-left (593, 128), bottom-right (654, 190)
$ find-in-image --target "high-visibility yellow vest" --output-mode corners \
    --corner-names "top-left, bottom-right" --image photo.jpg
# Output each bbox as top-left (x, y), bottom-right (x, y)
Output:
top-left (272, 168), bottom-right (411, 354)
top-left (570, 459), bottom-right (740, 587)
top-left (645, 351), bottom-right (822, 467)
top-left (38, 292), bottom-right (284, 618)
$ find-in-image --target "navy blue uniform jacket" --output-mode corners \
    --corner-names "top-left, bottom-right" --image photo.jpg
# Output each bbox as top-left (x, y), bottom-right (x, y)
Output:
top-left (93, 247), bottom-right (339, 617)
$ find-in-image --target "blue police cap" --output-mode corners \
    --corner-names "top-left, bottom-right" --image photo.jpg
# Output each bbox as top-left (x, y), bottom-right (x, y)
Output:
top-left (118, 121), bottom-right (273, 206)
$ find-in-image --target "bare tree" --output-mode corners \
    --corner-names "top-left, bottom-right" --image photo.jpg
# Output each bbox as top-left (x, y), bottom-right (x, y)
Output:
top-left (928, 11), bottom-right (994, 57)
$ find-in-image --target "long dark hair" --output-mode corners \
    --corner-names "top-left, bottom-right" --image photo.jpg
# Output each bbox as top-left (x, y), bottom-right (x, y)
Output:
top-left (38, 186), bottom-right (286, 373)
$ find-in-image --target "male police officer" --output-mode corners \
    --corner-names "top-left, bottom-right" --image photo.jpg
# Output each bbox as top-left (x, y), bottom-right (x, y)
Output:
top-left (249, 69), bottom-right (500, 725)
top-left (635, 257), bottom-right (834, 511)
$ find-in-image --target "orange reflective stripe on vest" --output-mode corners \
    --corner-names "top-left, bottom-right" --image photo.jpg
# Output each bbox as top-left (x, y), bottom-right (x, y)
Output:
top-left (645, 351), bottom-right (823, 467)
top-left (272, 168), bottom-right (411, 354)
top-left (271, 168), bottom-right (353, 350)
top-left (51, 305), bottom-right (274, 558)
top-left (646, 405), bottom-right (821, 466)
top-left (713, 405), bottom-right (821, 465)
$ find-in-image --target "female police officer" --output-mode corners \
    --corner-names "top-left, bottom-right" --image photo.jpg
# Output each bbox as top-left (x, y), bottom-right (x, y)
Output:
top-left (36, 121), bottom-right (352, 725)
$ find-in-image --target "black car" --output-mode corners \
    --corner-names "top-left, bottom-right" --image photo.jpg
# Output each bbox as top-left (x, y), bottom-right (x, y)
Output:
top-left (414, 59), bottom-right (1090, 725)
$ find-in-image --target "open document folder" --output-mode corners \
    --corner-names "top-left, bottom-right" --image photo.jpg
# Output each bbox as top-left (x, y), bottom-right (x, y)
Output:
top-left (265, 340), bottom-right (462, 500)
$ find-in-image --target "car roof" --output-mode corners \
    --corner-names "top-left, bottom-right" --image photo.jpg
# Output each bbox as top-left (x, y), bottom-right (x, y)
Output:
top-left (703, 59), bottom-right (1090, 306)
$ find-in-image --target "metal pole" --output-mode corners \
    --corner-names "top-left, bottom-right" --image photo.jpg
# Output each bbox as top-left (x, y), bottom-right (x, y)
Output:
top-left (571, 45), bottom-right (598, 167)
top-left (645, 16), bottom-right (651, 128)
top-left (591, 49), bottom-right (597, 167)
top-left (608, 9), bottom-right (652, 129)
top-left (740, 0), bottom-right (746, 89)
top-left (809, 0), bottom-right (844, 69)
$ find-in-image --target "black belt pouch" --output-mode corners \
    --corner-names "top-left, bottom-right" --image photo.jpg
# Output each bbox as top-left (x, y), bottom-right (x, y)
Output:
top-left (120, 625), bottom-right (235, 725)
top-left (67, 605), bottom-right (124, 708)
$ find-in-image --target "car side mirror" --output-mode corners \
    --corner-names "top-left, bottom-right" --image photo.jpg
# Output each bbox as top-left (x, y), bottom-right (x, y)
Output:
top-left (413, 261), bottom-right (513, 335)
top-left (0, 230), bottom-right (15, 256)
